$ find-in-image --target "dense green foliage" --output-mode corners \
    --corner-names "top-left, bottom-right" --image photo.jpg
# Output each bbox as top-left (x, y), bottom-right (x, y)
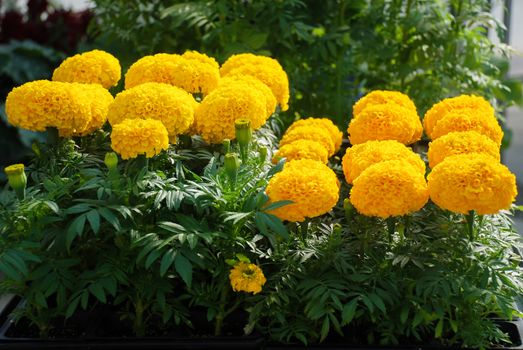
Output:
top-left (91, 0), bottom-right (522, 128)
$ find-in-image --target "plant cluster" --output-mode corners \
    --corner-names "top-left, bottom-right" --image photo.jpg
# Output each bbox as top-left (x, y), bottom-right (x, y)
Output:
top-left (0, 49), bottom-right (521, 350)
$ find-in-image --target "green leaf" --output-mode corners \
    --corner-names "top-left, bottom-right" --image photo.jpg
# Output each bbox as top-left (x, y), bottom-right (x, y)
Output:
top-left (400, 304), bottom-right (409, 324)
top-left (99, 208), bottom-right (121, 230)
top-left (34, 291), bottom-right (48, 308)
top-left (341, 298), bottom-right (358, 325)
top-left (368, 292), bottom-right (386, 313)
top-left (81, 291), bottom-right (89, 309)
top-left (320, 316), bottom-right (330, 342)
top-left (89, 283), bottom-right (107, 303)
top-left (2, 251), bottom-right (28, 276)
top-left (86, 209), bottom-right (100, 234)
top-left (160, 249), bottom-right (177, 276)
top-left (65, 297), bottom-right (80, 318)
top-left (145, 249), bottom-right (162, 269)
top-left (66, 215), bottom-right (86, 248)
top-left (175, 254), bottom-right (192, 287)
top-left (262, 200), bottom-right (293, 212)
top-left (236, 253), bottom-right (250, 263)
top-left (435, 318), bottom-right (444, 338)
top-left (44, 200), bottom-right (59, 214)
top-left (0, 260), bottom-right (22, 280)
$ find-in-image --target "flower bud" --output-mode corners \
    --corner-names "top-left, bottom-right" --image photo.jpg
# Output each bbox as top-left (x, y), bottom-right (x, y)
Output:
top-left (224, 153), bottom-right (240, 187)
top-left (104, 152), bottom-right (119, 171)
top-left (223, 139), bottom-right (231, 154)
top-left (258, 146), bottom-right (268, 164)
top-left (343, 198), bottom-right (354, 219)
top-left (235, 119), bottom-right (251, 163)
top-left (4, 164), bottom-right (27, 200)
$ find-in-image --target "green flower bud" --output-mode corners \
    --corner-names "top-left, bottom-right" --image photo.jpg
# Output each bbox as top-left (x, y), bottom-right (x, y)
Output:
top-left (224, 153), bottom-right (240, 187)
top-left (235, 119), bottom-right (252, 163)
top-left (223, 139), bottom-right (231, 154)
top-left (343, 198), bottom-right (354, 219)
top-left (5, 164), bottom-right (27, 200)
top-left (104, 152), bottom-right (119, 171)
top-left (258, 146), bottom-right (268, 164)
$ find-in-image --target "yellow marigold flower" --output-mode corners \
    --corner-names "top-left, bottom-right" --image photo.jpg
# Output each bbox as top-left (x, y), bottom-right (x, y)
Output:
top-left (427, 131), bottom-right (500, 168)
top-left (350, 160), bottom-right (429, 218)
top-left (194, 82), bottom-right (267, 144)
top-left (110, 119), bottom-right (169, 160)
top-left (342, 140), bottom-right (425, 184)
top-left (224, 63), bottom-right (289, 111)
top-left (347, 103), bottom-right (422, 145)
top-left (108, 82), bottom-right (196, 138)
top-left (52, 49), bottom-right (121, 89)
top-left (125, 53), bottom-right (219, 95)
top-left (59, 83), bottom-right (114, 137)
top-left (430, 111), bottom-right (503, 145)
top-left (219, 75), bottom-right (276, 117)
top-left (182, 50), bottom-right (219, 69)
top-left (280, 125), bottom-right (335, 156)
top-left (273, 139), bottom-right (328, 164)
top-left (427, 153), bottom-right (517, 215)
top-left (6, 80), bottom-right (92, 133)
top-left (266, 159), bottom-right (339, 222)
top-left (229, 262), bottom-right (266, 294)
top-left (423, 95), bottom-right (494, 139)
top-left (286, 118), bottom-right (343, 153)
top-left (352, 90), bottom-right (417, 117)
top-left (220, 53), bottom-right (283, 75)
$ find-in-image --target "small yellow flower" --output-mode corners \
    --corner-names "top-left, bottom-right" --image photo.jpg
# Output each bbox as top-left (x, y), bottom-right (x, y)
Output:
top-left (229, 262), bottom-right (267, 294)
top-left (427, 131), bottom-right (500, 168)
top-left (286, 118), bottom-right (343, 153)
top-left (4, 164), bottom-right (24, 176)
top-left (427, 153), bottom-right (517, 215)
top-left (423, 95), bottom-right (494, 139)
top-left (110, 119), bottom-right (169, 160)
top-left (52, 49), bottom-right (121, 88)
top-left (350, 160), bottom-right (429, 218)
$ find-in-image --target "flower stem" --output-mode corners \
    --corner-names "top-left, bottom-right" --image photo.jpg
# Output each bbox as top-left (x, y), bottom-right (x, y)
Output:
top-left (466, 210), bottom-right (476, 241)
top-left (46, 127), bottom-right (59, 146)
top-left (386, 217), bottom-right (396, 242)
top-left (214, 284), bottom-right (229, 336)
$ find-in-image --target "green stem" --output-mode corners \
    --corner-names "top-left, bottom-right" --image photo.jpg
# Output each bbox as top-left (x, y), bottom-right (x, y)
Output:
top-left (466, 210), bottom-right (475, 241)
top-left (46, 127), bottom-right (59, 146)
top-left (136, 154), bottom-right (149, 171)
top-left (134, 298), bottom-right (145, 337)
top-left (386, 217), bottom-right (396, 238)
top-left (301, 219), bottom-right (310, 238)
top-left (214, 284), bottom-right (229, 336)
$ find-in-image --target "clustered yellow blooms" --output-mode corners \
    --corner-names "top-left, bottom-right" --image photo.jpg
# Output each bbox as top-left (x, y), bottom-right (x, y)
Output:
top-left (219, 75), bottom-right (277, 117)
top-left (286, 118), bottom-right (343, 153)
top-left (265, 159), bottom-right (339, 222)
top-left (52, 49), bottom-right (121, 88)
top-left (6, 80), bottom-right (97, 135)
top-left (220, 53), bottom-right (290, 111)
top-left (427, 153), bottom-right (517, 214)
top-left (273, 139), bottom-right (329, 164)
top-left (279, 125), bottom-right (335, 157)
top-left (352, 90), bottom-right (417, 117)
top-left (125, 52), bottom-right (220, 95)
top-left (427, 131), bottom-right (500, 168)
top-left (350, 160), bottom-right (429, 218)
top-left (429, 111), bottom-right (503, 145)
top-left (110, 119), bottom-right (169, 160)
top-left (348, 102), bottom-right (422, 145)
top-left (229, 262), bottom-right (267, 294)
top-left (107, 82), bottom-right (196, 138)
top-left (342, 140), bottom-right (425, 184)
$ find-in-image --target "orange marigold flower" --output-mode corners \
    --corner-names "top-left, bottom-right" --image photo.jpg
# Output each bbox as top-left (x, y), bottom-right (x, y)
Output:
top-left (219, 75), bottom-right (277, 117)
top-left (273, 139), bottom-right (328, 164)
top-left (286, 118), bottom-right (343, 153)
top-left (352, 90), bottom-right (417, 117)
top-left (110, 119), bottom-right (169, 160)
top-left (280, 125), bottom-right (335, 156)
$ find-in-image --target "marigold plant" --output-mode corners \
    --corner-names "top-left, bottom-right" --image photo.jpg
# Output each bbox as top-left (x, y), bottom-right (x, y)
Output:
top-left (229, 262), bottom-right (267, 295)
top-left (273, 139), bottom-right (328, 164)
top-left (423, 95), bottom-right (495, 139)
top-left (352, 90), bottom-right (417, 117)
top-left (108, 82), bottom-right (196, 138)
top-left (266, 159), bottom-right (339, 222)
top-left (286, 118), bottom-right (343, 153)
top-left (350, 160), bottom-right (429, 218)
top-left (427, 153), bottom-right (517, 215)
top-left (224, 63), bottom-right (289, 111)
top-left (347, 103), bottom-right (422, 145)
top-left (219, 75), bottom-right (276, 118)
top-left (342, 140), bottom-right (425, 184)
top-left (52, 49), bottom-right (121, 88)
top-left (427, 131), bottom-right (500, 168)
top-left (125, 52), bottom-right (219, 95)
top-left (110, 118), bottom-right (169, 160)
top-left (430, 111), bottom-right (504, 145)
top-left (194, 82), bottom-right (267, 143)
top-left (280, 125), bottom-right (335, 156)
top-left (6, 80), bottom-right (92, 133)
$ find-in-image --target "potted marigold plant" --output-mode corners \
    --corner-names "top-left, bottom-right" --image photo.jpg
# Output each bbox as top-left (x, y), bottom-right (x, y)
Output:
top-left (0, 49), bottom-right (521, 350)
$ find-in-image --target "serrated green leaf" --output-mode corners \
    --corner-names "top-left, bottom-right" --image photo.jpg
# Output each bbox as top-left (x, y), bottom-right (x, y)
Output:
top-left (65, 297), bottom-right (80, 319)
top-left (262, 200), bottom-right (293, 212)
top-left (99, 208), bottom-right (121, 230)
top-left (320, 316), bottom-right (330, 342)
top-left (145, 249), bottom-right (162, 269)
top-left (66, 215), bottom-right (86, 248)
top-left (160, 249), bottom-right (177, 276)
top-left (175, 254), bottom-right (192, 287)
top-left (89, 283), bottom-right (107, 303)
top-left (341, 298), bottom-right (358, 325)
top-left (86, 209), bottom-right (100, 234)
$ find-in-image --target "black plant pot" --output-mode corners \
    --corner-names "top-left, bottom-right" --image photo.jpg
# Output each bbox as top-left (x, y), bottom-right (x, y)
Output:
top-left (1, 294), bottom-right (523, 350)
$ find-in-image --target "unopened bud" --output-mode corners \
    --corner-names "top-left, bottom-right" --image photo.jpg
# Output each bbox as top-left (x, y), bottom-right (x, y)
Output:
top-left (224, 153), bottom-right (240, 187)
top-left (104, 152), bottom-right (119, 171)
top-left (4, 164), bottom-right (27, 200)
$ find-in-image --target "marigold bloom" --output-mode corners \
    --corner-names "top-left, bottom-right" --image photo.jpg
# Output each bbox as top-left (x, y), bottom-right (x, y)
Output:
top-left (427, 131), bottom-right (500, 168)
top-left (52, 49), bottom-right (121, 88)
top-left (219, 75), bottom-right (276, 117)
top-left (182, 50), bottom-right (219, 69)
top-left (350, 160), bottom-right (429, 218)
top-left (280, 125), bottom-right (335, 156)
top-left (110, 119), bottom-right (169, 160)
top-left (286, 118), bottom-right (343, 153)
top-left (347, 103), bottom-right (422, 145)
top-left (423, 95), bottom-right (494, 139)
top-left (224, 63), bottom-right (289, 111)
top-left (194, 82), bottom-right (267, 143)
top-left (229, 262), bottom-right (266, 294)
top-left (427, 153), bottom-right (517, 215)
top-left (430, 111), bottom-right (503, 146)
top-left (60, 83), bottom-right (114, 137)
top-left (266, 159), bottom-right (339, 222)
top-left (273, 139), bottom-right (328, 164)
top-left (220, 53), bottom-right (283, 76)
top-left (6, 80), bottom-right (92, 133)
top-left (108, 82), bottom-right (196, 138)
top-left (342, 140), bottom-right (425, 184)
top-left (125, 53), bottom-right (219, 95)
top-left (352, 90), bottom-right (417, 117)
